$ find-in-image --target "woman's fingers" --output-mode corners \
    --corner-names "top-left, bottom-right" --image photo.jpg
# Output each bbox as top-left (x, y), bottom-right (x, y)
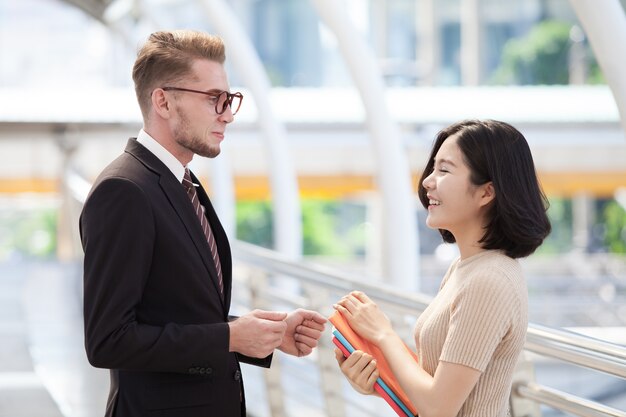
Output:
top-left (342, 351), bottom-right (376, 378)
top-left (351, 290), bottom-right (372, 304)
top-left (334, 348), bottom-right (346, 365)
top-left (343, 352), bottom-right (378, 394)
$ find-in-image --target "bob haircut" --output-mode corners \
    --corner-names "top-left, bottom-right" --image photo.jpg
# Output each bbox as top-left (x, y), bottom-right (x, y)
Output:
top-left (418, 119), bottom-right (551, 258)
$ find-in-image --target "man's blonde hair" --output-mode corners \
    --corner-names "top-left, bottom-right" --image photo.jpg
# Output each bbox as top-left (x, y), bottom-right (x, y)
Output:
top-left (132, 30), bottom-right (226, 119)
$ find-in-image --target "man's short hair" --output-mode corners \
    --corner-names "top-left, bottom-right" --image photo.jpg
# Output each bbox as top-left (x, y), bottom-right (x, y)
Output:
top-left (132, 30), bottom-right (226, 119)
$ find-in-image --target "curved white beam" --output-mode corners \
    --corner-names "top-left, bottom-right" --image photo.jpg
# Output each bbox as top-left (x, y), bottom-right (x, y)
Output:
top-left (569, 0), bottom-right (626, 136)
top-left (310, 0), bottom-right (420, 290)
top-left (197, 0), bottom-right (302, 259)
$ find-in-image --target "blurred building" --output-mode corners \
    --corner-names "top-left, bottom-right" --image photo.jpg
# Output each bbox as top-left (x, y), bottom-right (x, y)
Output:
top-left (0, 0), bottom-right (612, 88)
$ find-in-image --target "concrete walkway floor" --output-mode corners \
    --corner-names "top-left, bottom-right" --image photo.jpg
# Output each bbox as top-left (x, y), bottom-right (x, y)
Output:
top-left (0, 259), bottom-right (108, 417)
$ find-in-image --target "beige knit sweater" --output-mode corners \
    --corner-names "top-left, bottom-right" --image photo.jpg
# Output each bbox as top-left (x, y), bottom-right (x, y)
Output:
top-left (414, 250), bottom-right (528, 417)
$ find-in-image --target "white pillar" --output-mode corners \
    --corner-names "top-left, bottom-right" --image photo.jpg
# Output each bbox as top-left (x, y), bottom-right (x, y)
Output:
top-left (569, 0), bottom-right (626, 136)
top-left (460, 0), bottom-right (482, 86)
top-left (365, 194), bottom-right (383, 279)
top-left (197, 0), bottom-right (302, 259)
top-left (311, 0), bottom-right (420, 291)
top-left (572, 192), bottom-right (594, 252)
top-left (371, 1), bottom-right (387, 58)
top-left (210, 147), bottom-right (236, 238)
top-left (189, 147), bottom-right (236, 239)
top-left (416, 0), bottom-right (439, 86)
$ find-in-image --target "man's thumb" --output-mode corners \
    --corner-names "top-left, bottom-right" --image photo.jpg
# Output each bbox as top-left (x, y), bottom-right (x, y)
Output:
top-left (253, 310), bottom-right (288, 321)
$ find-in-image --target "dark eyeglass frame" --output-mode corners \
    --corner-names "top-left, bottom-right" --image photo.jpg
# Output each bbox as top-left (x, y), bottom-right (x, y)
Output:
top-left (161, 86), bottom-right (243, 115)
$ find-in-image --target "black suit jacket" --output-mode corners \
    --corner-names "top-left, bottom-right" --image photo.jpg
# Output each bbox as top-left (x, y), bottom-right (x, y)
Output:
top-left (80, 138), bottom-right (271, 417)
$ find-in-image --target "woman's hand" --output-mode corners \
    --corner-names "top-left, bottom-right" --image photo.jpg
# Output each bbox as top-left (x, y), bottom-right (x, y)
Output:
top-left (334, 291), bottom-right (393, 345)
top-left (334, 348), bottom-right (379, 395)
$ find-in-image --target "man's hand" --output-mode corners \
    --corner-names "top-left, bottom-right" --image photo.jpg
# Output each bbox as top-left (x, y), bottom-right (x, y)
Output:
top-left (278, 309), bottom-right (327, 357)
top-left (335, 348), bottom-right (378, 395)
top-left (228, 310), bottom-right (288, 358)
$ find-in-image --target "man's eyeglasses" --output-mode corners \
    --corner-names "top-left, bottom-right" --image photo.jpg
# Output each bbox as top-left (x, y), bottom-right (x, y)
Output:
top-left (161, 87), bottom-right (243, 115)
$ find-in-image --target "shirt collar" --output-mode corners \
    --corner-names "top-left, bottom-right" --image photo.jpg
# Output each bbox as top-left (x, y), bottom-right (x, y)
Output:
top-left (136, 129), bottom-right (186, 183)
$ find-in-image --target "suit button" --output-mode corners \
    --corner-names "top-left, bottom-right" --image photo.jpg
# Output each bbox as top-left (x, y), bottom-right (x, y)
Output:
top-left (205, 367), bottom-right (213, 375)
top-left (234, 370), bottom-right (241, 381)
top-left (188, 367), bottom-right (198, 375)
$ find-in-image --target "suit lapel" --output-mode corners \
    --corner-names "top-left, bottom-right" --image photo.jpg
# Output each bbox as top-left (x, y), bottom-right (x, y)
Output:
top-left (124, 139), bottom-right (226, 310)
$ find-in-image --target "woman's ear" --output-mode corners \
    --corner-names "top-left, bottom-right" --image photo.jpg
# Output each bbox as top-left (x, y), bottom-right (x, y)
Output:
top-left (479, 182), bottom-right (495, 207)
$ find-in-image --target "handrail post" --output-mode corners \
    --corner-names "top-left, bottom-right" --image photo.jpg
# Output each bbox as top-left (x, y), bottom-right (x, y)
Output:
top-left (56, 128), bottom-right (83, 261)
top-left (248, 269), bottom-right (287, 417)
top-left (510, 352), bottom-right (542, 417)
top-left (305, 285), bottom-right (346, 417)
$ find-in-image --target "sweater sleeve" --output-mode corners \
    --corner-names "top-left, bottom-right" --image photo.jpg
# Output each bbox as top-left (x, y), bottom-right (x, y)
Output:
top-left (439, 267), bottom-right (521, 372)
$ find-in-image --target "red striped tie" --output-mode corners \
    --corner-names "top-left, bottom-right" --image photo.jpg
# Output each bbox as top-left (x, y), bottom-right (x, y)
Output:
top-left (182, 168), bottom-right (224, 298)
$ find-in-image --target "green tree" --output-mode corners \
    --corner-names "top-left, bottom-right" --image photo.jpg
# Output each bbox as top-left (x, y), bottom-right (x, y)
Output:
top-left (491, 20), bottom-right (602, 85)
top-left (537, 197), bottom-right (573, 254)
top-left (603, 200), bottom-right (626, 253)
top-left (0, 209), bottom-right (57, 259)
top-left (236, 200), bottom-right (273, 248)
top-left (235, 199), bottom-right (366, 257)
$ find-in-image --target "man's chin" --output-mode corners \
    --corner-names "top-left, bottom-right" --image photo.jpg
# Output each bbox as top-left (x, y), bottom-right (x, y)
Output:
top-left (194, 146), bottom-right (221, 159)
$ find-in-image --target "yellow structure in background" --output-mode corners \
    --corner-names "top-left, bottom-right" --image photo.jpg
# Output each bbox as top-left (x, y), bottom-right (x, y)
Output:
top-left (2, 171), bottom-right (624, 199)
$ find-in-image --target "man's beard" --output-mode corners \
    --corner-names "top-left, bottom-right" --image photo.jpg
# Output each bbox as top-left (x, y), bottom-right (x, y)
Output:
top-left (173, 109), bottom-right (221, 158)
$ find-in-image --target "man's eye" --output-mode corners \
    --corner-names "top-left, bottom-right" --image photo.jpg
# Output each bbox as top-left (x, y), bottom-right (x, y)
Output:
top-left (207, 96), bottom-right (219, 104)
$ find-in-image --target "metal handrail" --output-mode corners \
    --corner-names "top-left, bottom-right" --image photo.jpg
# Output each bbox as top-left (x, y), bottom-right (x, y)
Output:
top-left (234, 241), bottom-right (626, 373)
top-left (527, 324), bottom-right (626, 362)
top-left (515, 382), bottom-right (626, 417)
top-left (233, 240), bottom-right (433, 311)
top-left (232, 240), bottom-right (626, 417)
top-left (66, 173), bottom-right (626, 417)
top-left (525, 327), bottom-right (626, 379)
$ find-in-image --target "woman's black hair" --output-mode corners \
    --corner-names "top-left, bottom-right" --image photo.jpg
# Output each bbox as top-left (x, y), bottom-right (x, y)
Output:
top-left (417, 119), bottom-right (551, 258)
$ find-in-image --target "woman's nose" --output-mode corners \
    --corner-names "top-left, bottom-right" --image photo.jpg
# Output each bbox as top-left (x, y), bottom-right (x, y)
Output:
top-left (422, 172), bottom-right (434, 189)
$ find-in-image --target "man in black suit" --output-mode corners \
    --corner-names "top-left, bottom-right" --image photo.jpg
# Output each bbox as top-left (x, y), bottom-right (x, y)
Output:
top-left (80, 30), bottom-right (327, 417)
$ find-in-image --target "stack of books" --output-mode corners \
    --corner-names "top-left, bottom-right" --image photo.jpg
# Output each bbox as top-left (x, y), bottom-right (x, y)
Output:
top-left (329, 311), bottom-right (419, 417)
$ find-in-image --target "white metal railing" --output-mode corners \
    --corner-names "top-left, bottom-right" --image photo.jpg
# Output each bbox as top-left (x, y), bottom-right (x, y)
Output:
top-left (232, 240), bottom-right (626, 417)
top-left (65, 170), bottom-right (626, 417)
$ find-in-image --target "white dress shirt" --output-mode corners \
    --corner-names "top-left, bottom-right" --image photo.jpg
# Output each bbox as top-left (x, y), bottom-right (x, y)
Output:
top-left (136, 129), bottom-right (186, 183)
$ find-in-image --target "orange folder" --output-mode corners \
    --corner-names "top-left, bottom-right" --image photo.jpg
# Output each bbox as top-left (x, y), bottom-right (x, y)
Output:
top-left (329, 310), bottom-right (419, 416)
top-left (332, 335), bottom-right (410, 417)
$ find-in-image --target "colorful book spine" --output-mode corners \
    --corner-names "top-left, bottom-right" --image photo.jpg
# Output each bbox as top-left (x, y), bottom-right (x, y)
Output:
top-left (328, 311), bottom-right (419, 416)
top-left (332, 330), bottom-right (415, 417)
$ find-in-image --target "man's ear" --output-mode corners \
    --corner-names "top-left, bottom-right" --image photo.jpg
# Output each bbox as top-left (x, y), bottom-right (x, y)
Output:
top-left (151, 88), bottom-right (171, 119)
top-left (479, 181), bottom-right (495, 207)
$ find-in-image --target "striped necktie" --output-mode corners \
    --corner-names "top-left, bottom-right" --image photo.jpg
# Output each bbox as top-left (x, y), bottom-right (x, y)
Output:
top-left (182, 168), bottom-right (224, 298)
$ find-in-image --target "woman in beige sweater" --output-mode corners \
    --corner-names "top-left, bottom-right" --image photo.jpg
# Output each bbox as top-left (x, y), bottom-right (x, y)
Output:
top-left (334, 120), bottom-right (551, 417)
